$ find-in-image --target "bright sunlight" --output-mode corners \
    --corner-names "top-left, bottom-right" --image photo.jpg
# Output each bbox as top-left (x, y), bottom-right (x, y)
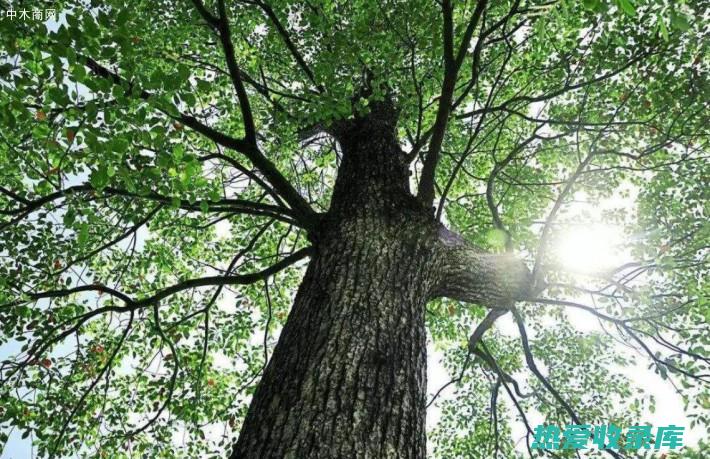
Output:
top-left (555, 223), bottom-right (625, 273)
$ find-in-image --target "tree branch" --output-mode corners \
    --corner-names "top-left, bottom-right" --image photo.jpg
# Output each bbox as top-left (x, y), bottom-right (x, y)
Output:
top-left (431, 226), bottom-right (532, 307)
top-left (0, 184), bottom-right (297, 226)
top-left (457, 48), bottom-right (659, 120)
top-left (513, 308), bottom-right (624, 459)
top-left (468, 308), bottom-right (507, 352)
top-left (417, 0), bottom-right (488, 207)
top-left (214, 0), bottom-right (257, 145)
top-left (50, 311), bottom-right (135, 456)
top-left (81, 55), bottom-right (318, 229)
top-left (426, 337), bottom-right (529, 409)
top-left (251, 0), bottom-right (322, 91)
top-left (7, 247), bottom-right (312, 311)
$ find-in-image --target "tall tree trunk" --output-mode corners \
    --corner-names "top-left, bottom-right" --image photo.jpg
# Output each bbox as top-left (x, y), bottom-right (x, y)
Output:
top-left (231, 100), bottom-right (531, 458)
top-left (231, 213), bottom-right (435, 458)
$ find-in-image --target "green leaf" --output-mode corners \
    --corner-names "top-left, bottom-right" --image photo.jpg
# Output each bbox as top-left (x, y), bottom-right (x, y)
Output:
top-left (659, 365), bottom-right (668, 380)
top-left (77, 223), bottom-right (89, 246)
top-left (63, 209), bottom-right (76, 226)
top-left (90, 166), bottom-right (109, 190)
top-left (112, 138), bottom-right (129, 154)
top-left (658, 17), bottom-right (669, 42)
top-left (48, 87), bottom-right (69, 106)
top-left (116, 8), bottom-right (130, 27)
top-left (617, 0), bottom-right (636, 16)
top-left (582, 0), bottom-right (600, 11)
top-left (670, 12), bottom-right (691, 32)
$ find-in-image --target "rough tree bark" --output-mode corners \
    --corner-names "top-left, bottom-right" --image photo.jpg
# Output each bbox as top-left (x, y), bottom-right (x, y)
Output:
top-left (231, 100), bottom-right (531, 458)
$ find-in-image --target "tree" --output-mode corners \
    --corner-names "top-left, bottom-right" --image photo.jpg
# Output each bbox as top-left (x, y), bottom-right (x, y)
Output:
top-left (0, 0), bottom-right (707, 457)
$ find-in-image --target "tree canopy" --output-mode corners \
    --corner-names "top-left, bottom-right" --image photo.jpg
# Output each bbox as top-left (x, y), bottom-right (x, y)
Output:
top-left (0, 0), bottom-right (707, 457)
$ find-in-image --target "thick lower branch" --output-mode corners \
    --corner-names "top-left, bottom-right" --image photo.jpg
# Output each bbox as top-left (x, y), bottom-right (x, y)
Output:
top-left (431, 226), bottom-right (532, 307)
